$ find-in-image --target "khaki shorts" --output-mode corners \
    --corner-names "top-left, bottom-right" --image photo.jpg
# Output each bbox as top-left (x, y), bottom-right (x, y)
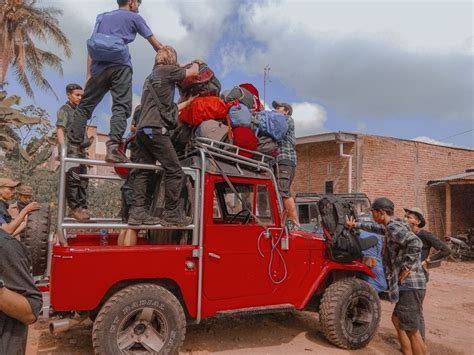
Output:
top-left (276, 163), bottom-right (295, 198)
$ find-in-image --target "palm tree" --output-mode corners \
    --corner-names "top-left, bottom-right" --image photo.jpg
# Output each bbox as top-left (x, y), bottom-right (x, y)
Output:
top-left (0, 0), bottom-right (72, 98)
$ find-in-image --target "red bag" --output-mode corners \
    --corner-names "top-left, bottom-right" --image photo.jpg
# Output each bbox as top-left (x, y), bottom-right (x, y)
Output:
top-left (233, 127), bottom-right (257, 158)
top-left (179, 96), bottom-right (234, 126)
top-left (239, 83), bottom-right (263, 112)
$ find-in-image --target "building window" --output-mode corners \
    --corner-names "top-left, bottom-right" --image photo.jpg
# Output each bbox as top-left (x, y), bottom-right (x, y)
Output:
top-left (327, 162), bottom-right (332, 176)
top-left (325, 181), bottom-right (334, 194)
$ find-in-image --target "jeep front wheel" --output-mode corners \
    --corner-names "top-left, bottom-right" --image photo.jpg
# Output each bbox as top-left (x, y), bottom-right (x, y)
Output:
top-left (92, 284), bottom-right (186, 354)
top-left (319, 277), bottom-right (380, 349)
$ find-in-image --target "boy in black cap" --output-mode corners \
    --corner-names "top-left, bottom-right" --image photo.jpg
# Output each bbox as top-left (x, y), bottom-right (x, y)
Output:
top-left (272, 100), bottom-right (299, 225)
top-left (346, 197), bottom-right (427, 355)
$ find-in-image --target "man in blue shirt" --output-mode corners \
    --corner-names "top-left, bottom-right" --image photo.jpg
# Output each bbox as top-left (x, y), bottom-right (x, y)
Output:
top-left (67, 0), bottom-right (163, 163)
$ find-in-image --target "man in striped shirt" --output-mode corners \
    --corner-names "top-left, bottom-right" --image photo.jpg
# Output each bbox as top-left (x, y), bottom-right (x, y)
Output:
top-left (272, 101), bottom-right (299, 225)
top-left (347, 197), bottom-right (427, 355)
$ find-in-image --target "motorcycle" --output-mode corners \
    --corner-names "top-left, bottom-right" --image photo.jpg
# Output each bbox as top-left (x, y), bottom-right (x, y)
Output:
top-left (445, 228), bottom-right (474, 261)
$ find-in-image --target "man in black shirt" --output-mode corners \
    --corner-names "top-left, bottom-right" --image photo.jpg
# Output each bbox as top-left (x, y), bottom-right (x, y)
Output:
top-left (404, 207), bottom-right (451, 268)
top-left (128, 46), bottom-right (198, 226)
top-left (0, 229), bottom-right (43, 354)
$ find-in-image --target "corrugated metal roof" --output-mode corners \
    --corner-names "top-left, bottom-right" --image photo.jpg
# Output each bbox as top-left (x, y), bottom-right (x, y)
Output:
top-left (427, 168), bottom-right (474, 186)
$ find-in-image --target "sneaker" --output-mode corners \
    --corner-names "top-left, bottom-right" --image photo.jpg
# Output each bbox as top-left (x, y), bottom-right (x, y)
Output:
top-left (70, 207), bottom-right (91, 221)
top-left (128, 206), bottom-right (161, 225)
top-left (105, 141), bottom-right (130, 163)
top-left (161, 208), bottom-right (192, 227)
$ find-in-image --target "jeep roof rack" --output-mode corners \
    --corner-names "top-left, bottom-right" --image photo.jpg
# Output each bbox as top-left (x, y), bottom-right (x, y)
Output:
top-left (184, 138), bottom-right (273, 174)
top-left (55, 140), bottom-right (281, 246)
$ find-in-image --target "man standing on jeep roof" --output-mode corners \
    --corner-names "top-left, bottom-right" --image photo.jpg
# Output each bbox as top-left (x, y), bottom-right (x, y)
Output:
top-left (347, 197), bottom-right (427, 355)
top-left (67, 0), bottom-right (163, 164)
top-left (272, 101), bottom-right (299, 225)
top-left (128, 47), bottom-right (198, 227)
top-left (0, 179), bottom-right (40, 238)
top-left (56, 83), bottom-right (92, 222)
top-left (0, 228), bottom-right (43, 355)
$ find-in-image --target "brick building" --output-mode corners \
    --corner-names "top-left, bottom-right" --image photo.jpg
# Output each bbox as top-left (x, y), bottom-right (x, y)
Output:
top-left (294, 132), bottom-right (474, 238)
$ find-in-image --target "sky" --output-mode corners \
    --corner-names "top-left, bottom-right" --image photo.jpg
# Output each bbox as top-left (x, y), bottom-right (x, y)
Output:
top-left (5, 0), bottom-right (474, 148)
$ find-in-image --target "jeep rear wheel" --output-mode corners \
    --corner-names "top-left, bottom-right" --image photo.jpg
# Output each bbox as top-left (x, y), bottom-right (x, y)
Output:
top-left (92, 284), bottom-right (186, 354)
top-left (22, 204), bottom-right (51, 276)
top-left (319, 277), bottom-right (380, 349)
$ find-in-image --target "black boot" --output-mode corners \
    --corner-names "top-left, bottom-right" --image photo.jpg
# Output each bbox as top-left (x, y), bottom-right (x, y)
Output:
top-left (161, 207), bottom-right (192, 227)
top-left (105, 141), bottom-right (130, 163)
top-left (128, 206), bottom-right (161, 225)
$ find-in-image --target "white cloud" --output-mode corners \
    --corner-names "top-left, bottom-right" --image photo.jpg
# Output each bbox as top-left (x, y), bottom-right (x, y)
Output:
top-left (49, 0), bottom-right (236, 83)
top-left (412, 136), bottom-right (455, 147)
top-left (246, 1), bottom-right (472, 53)
top-left (222, 1), bottom-right (474, 124)
top-left (292, 102), bottom-right (327, 137)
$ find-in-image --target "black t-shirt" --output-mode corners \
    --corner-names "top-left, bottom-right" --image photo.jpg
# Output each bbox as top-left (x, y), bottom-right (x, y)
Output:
top-left (0, 230), bottom-right (43, 355)
top-left (137, 65), bottom-right (186, 130)
top-left (0, 200), bottom-right (12, 226)
top-left (416, 229), bottom-right (451, 261)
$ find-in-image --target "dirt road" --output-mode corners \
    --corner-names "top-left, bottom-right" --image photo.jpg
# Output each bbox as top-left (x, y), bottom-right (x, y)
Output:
top-left (27, 261), bottom-right (474, 354)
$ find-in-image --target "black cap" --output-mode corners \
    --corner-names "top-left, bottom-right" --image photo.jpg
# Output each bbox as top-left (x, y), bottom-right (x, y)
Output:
top-left (272, 100), bottom-right (293, 116)
top-left (371, 197), bottom-right (394, 213)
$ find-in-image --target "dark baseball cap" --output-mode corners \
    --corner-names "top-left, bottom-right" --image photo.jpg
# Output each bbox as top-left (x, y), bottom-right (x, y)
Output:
top-left (272, 100), bottom-right (293, 116)
top-left (371, 197), bottom-right (394, 213)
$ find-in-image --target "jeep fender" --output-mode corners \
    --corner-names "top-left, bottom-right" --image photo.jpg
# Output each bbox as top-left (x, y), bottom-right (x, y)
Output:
top-left (300, 259), bottom-right (375, 309)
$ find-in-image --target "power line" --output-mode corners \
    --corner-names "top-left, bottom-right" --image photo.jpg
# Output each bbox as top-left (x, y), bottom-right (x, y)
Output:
top-left (438, 128), bottom-right (474, 141)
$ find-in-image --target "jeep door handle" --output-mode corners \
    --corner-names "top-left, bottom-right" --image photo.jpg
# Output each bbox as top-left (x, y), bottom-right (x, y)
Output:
top-left (208, 252), bottom-right (221, 260)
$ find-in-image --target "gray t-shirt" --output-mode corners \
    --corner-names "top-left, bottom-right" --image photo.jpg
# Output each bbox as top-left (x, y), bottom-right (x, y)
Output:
top-left (0, 230), bottom-right (43, 355)
top-left (137, 65), bottom-right (186, 130)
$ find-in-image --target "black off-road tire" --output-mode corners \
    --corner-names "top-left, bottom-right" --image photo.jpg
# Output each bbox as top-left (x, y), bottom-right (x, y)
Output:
top-left (22, 204), bottom-right (51, 276)
top-left (92, 284), bottom-right (186, 355)
top-left (319, 277), bottom-right (380, 349)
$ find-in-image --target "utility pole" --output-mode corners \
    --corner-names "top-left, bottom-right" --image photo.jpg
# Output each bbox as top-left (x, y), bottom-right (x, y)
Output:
top-left (263, 65), bottom-right (271, 108)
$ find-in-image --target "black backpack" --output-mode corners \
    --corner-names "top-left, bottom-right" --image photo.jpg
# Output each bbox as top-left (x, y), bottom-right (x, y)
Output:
top-left (318, 195), bottom-right (363, 263)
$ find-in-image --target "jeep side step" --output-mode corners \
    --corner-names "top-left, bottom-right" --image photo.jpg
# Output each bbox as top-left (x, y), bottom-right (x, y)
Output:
top-left (216, 304), bottom-right (295, 318)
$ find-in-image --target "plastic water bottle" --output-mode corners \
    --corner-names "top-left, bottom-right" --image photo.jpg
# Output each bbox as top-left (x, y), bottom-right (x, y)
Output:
top-left (100, 229), bottom-right (108, 246)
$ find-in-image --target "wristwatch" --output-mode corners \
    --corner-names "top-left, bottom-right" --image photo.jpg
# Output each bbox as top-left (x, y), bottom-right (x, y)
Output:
top-left (0, 279), bottom-right (4, 289)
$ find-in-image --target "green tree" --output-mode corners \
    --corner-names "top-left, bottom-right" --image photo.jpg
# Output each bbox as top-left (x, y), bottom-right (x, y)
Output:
top-left (0, 0), bottom-right (72, 98)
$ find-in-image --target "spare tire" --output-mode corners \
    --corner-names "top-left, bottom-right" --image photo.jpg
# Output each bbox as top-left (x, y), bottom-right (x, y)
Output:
top-left (22, 204), bottom-right (51, 276)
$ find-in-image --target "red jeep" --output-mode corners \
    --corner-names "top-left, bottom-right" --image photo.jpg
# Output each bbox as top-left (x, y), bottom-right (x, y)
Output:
top-left (46, 139), bottom-right (380, 354)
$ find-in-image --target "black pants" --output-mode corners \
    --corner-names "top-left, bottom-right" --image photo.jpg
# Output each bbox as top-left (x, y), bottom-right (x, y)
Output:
top-left (67, 65), bottom-right (132, 145)
top-left (66, 166), bottom-right (88, 210)
top-left (131, 129), bottom-right (185, 211)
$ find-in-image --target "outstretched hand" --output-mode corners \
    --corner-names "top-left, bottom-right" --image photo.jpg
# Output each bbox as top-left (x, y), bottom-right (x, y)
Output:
top-left (345, 215), bottom-right (356, 230)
